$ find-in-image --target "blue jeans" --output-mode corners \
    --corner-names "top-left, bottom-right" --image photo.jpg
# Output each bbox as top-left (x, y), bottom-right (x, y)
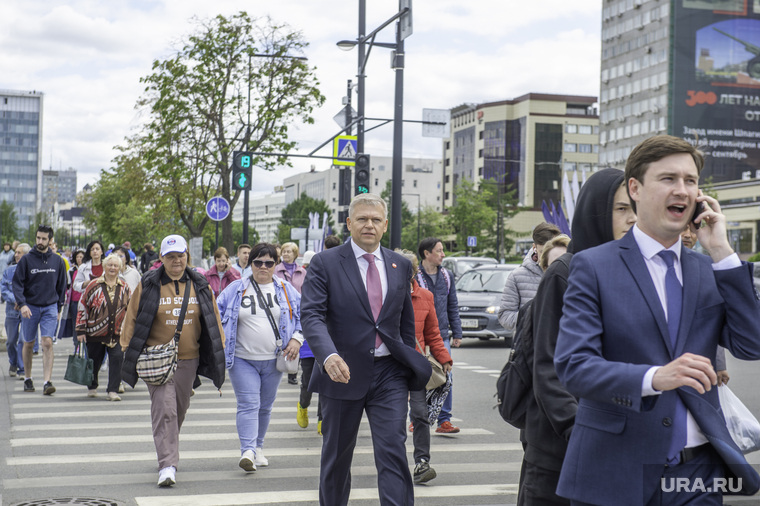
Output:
top-left (5, 306), bottom-right (23, 370)
top-left (228, 357), bottom-right (282, 452)
top-left (437, 338), bottom-right (453, 425)
top-left (21, 303), bottom-right (57, 343)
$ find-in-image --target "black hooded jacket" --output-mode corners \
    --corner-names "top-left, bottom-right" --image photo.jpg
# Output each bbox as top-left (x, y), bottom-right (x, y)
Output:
top-left (524, 168), bottom-right (627, 471)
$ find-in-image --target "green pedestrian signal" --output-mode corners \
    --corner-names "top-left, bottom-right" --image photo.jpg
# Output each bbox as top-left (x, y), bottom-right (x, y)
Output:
top-left (232, 151), bottom-right (253, 191)
top-left (354, 154), bottom-right (371, 195)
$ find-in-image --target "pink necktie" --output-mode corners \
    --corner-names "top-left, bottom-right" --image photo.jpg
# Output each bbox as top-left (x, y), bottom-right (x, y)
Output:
top-left (362, 253), bottom-right (383, 348)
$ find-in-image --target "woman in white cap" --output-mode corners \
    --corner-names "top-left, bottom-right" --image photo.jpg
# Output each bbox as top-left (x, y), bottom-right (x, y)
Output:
top-left (120, 234), bottom-right (226, 487)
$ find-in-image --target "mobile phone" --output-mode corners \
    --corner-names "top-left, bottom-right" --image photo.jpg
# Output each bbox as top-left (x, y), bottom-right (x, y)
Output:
top-left (692, 201), bottom-right (706, 229)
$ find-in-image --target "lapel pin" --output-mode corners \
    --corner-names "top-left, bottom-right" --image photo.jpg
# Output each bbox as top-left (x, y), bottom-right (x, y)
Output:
top-left (392, 263), bottom-right (397, 269)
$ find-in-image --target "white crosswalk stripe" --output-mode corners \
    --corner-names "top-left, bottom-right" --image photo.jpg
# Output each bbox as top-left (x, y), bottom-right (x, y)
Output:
top-left (2, 347), bottom-right (520, 505)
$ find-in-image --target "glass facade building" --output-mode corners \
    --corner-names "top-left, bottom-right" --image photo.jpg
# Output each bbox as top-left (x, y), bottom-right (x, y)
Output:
top-left (0, 90), bottom-right (43, 229)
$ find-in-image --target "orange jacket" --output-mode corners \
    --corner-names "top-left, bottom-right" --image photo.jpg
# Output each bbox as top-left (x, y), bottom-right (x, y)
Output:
top-left (411, 279), bottom-right (452, 365)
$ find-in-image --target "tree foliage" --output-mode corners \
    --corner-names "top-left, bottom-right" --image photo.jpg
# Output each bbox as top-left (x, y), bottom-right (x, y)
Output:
top-left (112, 12), bottom-right (324, 251)
top-left (0, 201), bottom-right (20, 245)
top-left (277, 193), bottom-right (333, 245)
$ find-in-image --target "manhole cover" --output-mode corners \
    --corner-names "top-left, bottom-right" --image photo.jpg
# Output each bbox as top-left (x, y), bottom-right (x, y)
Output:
top-left (10, 499), bottom-right (122, 506)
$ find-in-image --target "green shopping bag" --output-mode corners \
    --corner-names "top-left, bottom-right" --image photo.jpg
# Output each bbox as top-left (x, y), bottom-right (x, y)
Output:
top-left (64, 342), bottom-right (94, 386)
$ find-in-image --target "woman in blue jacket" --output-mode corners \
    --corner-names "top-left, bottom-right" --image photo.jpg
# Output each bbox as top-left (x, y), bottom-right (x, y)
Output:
top-left (216, 243), bottom-right (303, 473)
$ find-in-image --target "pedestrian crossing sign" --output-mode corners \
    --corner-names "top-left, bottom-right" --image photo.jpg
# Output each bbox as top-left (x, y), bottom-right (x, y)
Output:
top-left (333, 135), bottom-right (357, 166)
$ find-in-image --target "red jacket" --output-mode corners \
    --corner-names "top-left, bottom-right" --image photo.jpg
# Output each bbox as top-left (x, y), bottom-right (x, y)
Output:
top-left (204, 265), bottom-right (241, 297)
top-left (411, 279), bottom-right (452, 365)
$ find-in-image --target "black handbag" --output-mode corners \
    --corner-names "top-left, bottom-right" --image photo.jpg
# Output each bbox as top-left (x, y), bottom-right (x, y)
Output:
top-left (64, 342), bottom-right (94, 386)
top-left (136, 280), bottom-right (191, 386)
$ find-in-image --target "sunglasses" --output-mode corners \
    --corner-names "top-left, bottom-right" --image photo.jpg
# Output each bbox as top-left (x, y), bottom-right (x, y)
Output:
top-left (252, 260), bottom-right (275, 269)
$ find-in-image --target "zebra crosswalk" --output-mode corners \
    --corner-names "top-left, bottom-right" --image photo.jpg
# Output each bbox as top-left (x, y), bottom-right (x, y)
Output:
top-left (1, 347), bottom-right (521, 506)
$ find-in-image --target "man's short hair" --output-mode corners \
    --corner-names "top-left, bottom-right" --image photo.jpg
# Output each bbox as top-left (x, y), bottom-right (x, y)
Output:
top-left (532, 222), bottom-right (561, 246)
top-left (349, 193), bottom-right (387, 219)
top-left (237, 243), bottom-right (251, 252)
top-left (37, 224), bottom-right (54, 239)
top-left (16, 243), bottom-right (31, 255)
top-left (625, 135), bottom-right (704, 192)
top-left (418, 237), bottom-right (442, 259)
top-left (249, 243), bottom-right (279, 266)
top-left (324, 235), bottom-right (341, 249)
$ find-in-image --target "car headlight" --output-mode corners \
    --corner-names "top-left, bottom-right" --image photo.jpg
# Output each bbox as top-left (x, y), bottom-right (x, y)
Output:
top-left (485, 306), bottom-right (498, 314)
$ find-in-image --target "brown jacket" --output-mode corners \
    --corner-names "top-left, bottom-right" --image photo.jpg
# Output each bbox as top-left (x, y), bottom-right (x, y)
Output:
top-left (76, 276), bottom-right (131, 346)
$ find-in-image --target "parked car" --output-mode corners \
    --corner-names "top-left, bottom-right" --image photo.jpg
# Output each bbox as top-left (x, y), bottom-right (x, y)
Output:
top-left (455, 264), bottom-right (519, 345)
top-left (442, 256), bottom-right (498, 281)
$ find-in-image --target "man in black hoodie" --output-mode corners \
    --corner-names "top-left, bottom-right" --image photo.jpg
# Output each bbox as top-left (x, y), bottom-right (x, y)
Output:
top-left (517, 168), bottom-right (636, 505)
top-left (12, 225), bottom-right (67, 395)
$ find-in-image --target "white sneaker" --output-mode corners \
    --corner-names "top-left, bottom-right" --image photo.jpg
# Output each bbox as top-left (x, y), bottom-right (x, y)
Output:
top-left (238, 449), bottom-right (256, 473)
top-left (157, 466), bottom-right (176, 487)
top-left (254, 447), bottom-right (268, 467)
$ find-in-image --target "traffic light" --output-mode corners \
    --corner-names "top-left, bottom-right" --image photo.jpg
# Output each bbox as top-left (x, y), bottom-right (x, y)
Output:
top-left (338, 168), bottom-right (352, 205)
top-left (232, 151), bottom-right (253, 191)
top-left (354, 154), bottom-right (370, 195)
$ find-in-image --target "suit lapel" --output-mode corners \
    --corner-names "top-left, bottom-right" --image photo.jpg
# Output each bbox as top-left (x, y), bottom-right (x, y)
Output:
top-left (618, 233), bottom-right (674, 357)
top-left (339, 243), bottom-right (375, 321)
top-left (675, 247), bottom-right (700, 356)
top-left (377, 247), bottom-right (401, 323)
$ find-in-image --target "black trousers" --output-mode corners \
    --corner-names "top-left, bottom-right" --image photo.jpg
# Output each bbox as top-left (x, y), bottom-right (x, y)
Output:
top-left (86, 341), bottom-right (123, 393)
top-left (299, 357), bottom-right (322, 420)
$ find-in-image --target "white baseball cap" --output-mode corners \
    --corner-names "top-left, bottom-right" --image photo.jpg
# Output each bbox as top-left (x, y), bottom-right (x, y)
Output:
top-left (160, 235), bottom-right (188, 256)
top-left (302, 251), bottom-right (316, 265)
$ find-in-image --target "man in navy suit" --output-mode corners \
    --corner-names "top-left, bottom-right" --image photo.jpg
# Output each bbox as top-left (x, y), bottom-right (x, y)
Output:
top-left (301, 193), bottom-right (431, 506)
top-left (554, 135), bottom-right (760, 505)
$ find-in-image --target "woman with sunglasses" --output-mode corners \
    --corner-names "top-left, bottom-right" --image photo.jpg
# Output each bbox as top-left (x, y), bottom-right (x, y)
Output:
top-left (216, 243), bottom-right (303, 473)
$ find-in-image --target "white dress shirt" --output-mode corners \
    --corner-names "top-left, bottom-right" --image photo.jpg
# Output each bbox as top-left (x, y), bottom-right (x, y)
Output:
top-left (350, 239), bottom-right (390, 357)
top-left (633, 224), bottom-right (740, 448)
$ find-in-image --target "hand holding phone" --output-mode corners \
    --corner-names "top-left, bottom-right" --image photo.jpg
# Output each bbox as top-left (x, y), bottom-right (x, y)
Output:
top-left (692, 201), bottom-right (706, 229)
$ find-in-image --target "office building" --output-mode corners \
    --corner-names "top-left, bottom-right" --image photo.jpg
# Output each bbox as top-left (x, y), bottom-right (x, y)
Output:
top-left (442, 93), bottom-right (600, 235)
top-left (0, 89), bottom-right (44, 229)
top-left (231, 189), bottom-right (285, 244)
top-left (42, 168), bottom-right (77, 215)
top-left (600, 0), bottom-right (760, 253)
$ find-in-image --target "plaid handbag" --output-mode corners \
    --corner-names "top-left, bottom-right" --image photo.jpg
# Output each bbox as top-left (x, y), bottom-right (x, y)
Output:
top-left (135, 280), bottom-right (191, 386)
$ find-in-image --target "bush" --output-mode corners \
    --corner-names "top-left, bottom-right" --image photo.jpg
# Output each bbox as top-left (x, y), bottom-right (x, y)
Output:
top-left (748, 252), bottom-right (760, 263)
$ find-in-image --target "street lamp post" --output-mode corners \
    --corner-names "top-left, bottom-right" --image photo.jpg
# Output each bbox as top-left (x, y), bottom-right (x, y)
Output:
top-left (337, 2), bottom-right (410, 250)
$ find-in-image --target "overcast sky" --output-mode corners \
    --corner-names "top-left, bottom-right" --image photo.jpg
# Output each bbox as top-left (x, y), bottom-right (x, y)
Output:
top-left (1, 1), bottom-right (602, 196)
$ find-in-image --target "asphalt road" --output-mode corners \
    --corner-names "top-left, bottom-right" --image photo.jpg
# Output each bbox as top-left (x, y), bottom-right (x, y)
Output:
top-left (2, 334), bottom-right (760, 505)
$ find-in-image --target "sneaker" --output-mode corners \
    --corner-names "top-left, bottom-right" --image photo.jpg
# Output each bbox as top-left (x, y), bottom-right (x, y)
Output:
top-left (157, 466), bottom-right (176, 487)
top-left (118, 382), bottom-right (125, 394)
top-left (413, 460), bottom-right (437, 484)
top-left (409, 422), bottom-right (414, 433)
top-left (87, 389), bottom-right (98, 398)
top-left (254, 447), bottom-right (268, 467)
top-left (108, 392), bottom-right (122, 401)
top-left (297, 402), bottom-right (309, 428)
top-left (435, 421), bottom-right (460, 434)
top-left (9, 365), bottom-right (17, 377)
top-left (238, 450), bottom-right (256, 473)
top-left (317, 420), bottom-right (322, 436)
top-left (43, 382), bottom-right (56, 395)
top-left (23, 379), bottom-right (34, 392)
top-left (288, 374), bottom-right (298, 385)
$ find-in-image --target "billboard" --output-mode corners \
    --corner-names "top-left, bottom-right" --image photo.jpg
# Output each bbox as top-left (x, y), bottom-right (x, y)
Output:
top-left (673, 0), bottom-right (760, 182)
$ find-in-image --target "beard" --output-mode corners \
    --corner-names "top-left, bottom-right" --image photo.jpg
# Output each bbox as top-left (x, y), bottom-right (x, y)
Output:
top-left (36, 243), bottom-right (46, 251)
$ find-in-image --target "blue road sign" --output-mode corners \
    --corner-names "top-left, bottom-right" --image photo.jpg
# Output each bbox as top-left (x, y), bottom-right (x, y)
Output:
top-left (333, 135), bottom-right (357, 166)
top-left (467, 236), bottom-right (477, 247)
top-left (206, 196), bottom-right (231, 222)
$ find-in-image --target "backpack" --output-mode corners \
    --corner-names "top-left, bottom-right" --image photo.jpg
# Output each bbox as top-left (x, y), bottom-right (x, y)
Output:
top-left (496, 298), bottom-right (535, 429)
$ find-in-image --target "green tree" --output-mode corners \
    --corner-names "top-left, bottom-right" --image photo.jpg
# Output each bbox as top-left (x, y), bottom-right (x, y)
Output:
top-left (447, 180), bottom-right (498, 255)
top-left (0, 201), bottom-right (20, 245)
top-left (202, 221), bottom-right (259, 257)
top-left (480, 181), bottom-right (522, 260)
top-left (125, 12), bottom-right (324, 252)
top-left (277, 193), bottom-right (333, 245)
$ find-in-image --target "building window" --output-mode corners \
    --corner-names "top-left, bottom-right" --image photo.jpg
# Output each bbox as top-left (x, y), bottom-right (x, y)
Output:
top-left (564, 143), bottom-right (577, 152)
top-left (479, 131), bottom-right (484, 139)
top-left (566, 124), bottom-right (578, 134)
top-left (445, 191), bottom-right (450, 200)
top-left (413, 179), bottom-right (417, 188)
top-left (579, 144), bottom-right (592, 153)
top-left (445, 174), bottom-right (450, 183)
top-left (374, 178), bottom-right (379, 186)
top-left (564, 162), bottom-right (577, 171)
top-left (478, 149), bottom-right (483, 158)
top-left (478, 167), bottom-right (483, 176)
top-left (445, 158), bottom-right (450, 166)
top-left (446, 141), bottom-right (450, 150)
top-left (579, 125), bottom-right (592, 135)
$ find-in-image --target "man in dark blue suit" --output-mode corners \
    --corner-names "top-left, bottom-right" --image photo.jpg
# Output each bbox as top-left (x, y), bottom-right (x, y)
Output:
top-left (554, 135), bottom-right (760, 505)
top-left (301, 193), bottom-right (431, 506)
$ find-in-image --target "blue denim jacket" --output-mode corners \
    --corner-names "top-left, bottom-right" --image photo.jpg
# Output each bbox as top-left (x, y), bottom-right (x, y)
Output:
top-left (1, 264), bottom-right (17, 305)
top-left (217, 275), bottom-right (302, 369)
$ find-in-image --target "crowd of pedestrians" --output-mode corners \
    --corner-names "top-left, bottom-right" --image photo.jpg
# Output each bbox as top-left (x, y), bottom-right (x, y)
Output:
top-left (5, 133), bottom-right (749, 505)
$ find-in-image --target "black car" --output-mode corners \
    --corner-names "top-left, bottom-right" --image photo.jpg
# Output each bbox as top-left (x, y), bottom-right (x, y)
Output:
top-left (455, 264), bottom-right (519, 345)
